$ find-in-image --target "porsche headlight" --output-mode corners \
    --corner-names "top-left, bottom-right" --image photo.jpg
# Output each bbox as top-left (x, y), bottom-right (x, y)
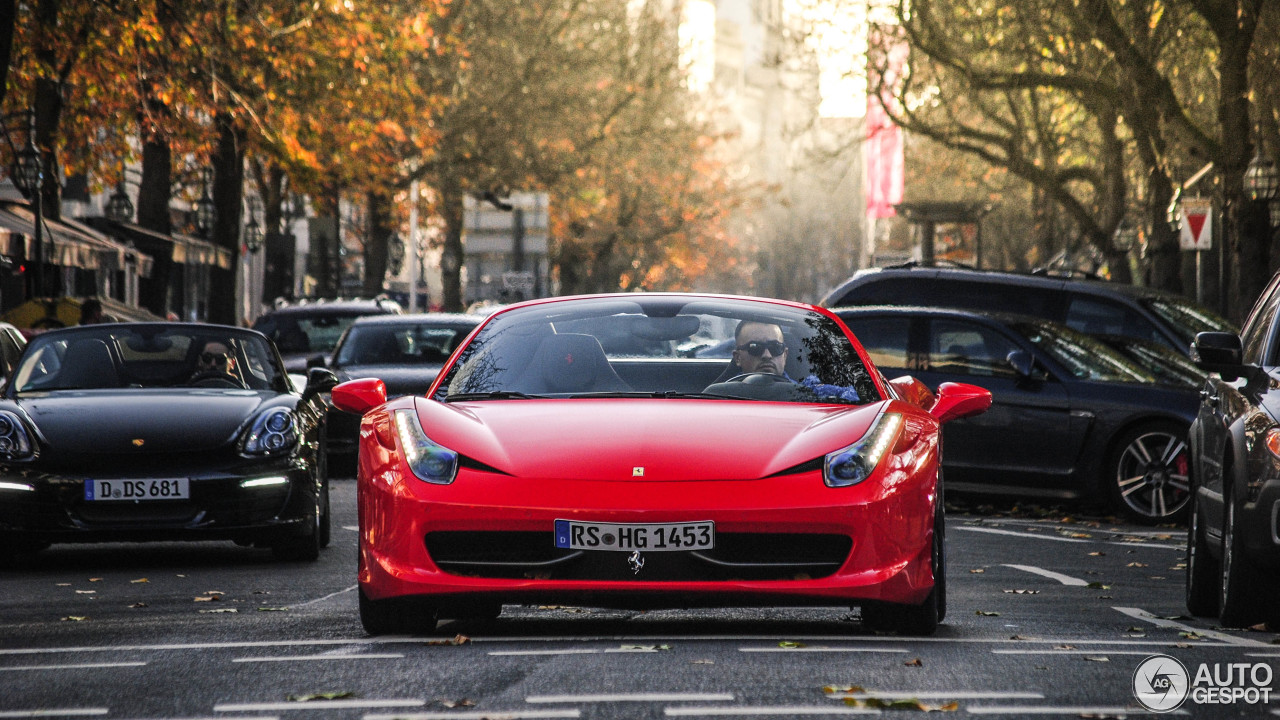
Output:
top-left (0, 411), bottom-right (34, 461)
top-left (393, 408), bottom-right (458, 485)
top-left (824, 412), bottom-right (903, 488)
top-left (243, 408), bottom-right (297, 456)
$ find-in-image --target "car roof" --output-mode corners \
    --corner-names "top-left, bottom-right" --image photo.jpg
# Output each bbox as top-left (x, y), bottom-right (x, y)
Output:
top-left (832, 304), bottom-right (1064, 330)
top-left (349, 312), bottom-right (484, 327)
top-left (823, 265), bottom-right (1176, 304)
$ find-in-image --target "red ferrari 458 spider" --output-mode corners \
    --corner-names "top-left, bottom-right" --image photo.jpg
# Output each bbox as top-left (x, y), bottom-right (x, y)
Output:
top-left (331, 294), bottom-right (990, 635)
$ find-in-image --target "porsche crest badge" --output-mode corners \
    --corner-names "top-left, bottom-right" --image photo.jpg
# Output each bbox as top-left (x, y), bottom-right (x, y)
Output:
top-left (131, 438), bottom-right (145, 447)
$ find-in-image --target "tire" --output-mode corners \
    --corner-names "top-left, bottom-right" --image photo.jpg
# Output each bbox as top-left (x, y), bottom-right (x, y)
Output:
top-left (1106, 422), bottom-right (1191, 524)
top-left (1185, 476), bottom-right (1219, 617)
top-left (1218, 484), bottom-right (1264, 628)
top-left (860, 518), bottom-right (941, 636)
top-left (359, 587), bottom-right (438, 635)
top-left (272, 493), bottom-right (321, 562)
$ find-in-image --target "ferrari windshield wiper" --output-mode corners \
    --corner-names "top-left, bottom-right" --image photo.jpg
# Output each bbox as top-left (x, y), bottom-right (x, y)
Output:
top-left (444, 391), bottom-right (542, 402)
top-left (567, 390), bottom-right (738, 400)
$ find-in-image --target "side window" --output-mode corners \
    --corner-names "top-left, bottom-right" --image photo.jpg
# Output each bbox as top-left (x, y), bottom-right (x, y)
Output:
top-left (927, 319), bottom-right (1020, 378)
top-left (837, 276), bottom-right (931, 307)
top-left (1245, 277), bottom-right (1280, 364)
top-left (843, 316), bottom-right (913, 370)
top-left (1064, 296), bottom-right (1163, 343)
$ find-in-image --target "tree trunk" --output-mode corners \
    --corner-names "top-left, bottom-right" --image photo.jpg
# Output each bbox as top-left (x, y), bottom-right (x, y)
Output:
top-left (440, 185), bottom-right (465, 312)
top-left (362, 191), bottom-right (392, 298)
top-left (136, 113), bottom-right (172, 235)
top-left (209, 113), bottom-right (244, 325)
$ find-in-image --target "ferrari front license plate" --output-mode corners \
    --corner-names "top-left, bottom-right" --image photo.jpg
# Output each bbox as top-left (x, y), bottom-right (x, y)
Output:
top-left (554, 520), bottom-right (714, 551)
top-left (84, 478), bottom-right (189, 501)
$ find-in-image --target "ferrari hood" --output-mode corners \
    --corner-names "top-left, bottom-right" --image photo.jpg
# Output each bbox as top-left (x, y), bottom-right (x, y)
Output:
top-left (417, 398), bottom-right (886, 481)
top-left (18, 390), bottom-right (274, 454)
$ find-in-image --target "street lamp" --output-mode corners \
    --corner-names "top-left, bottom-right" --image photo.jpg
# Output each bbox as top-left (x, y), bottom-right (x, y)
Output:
top-left (195, 169), bottom-right (216, 239)
top-left (105, 181), bottom-right (134, 223)
top-left (243, 213), bottom-right (262, 254)
top-left (1244, 150), bottom-right (1280, 227)
top-left (10, 112), bottom-right (44, 297)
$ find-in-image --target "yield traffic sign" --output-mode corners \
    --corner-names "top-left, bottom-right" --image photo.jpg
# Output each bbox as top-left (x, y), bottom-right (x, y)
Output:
top-left (1179, 197), bottom-right (1213, 251)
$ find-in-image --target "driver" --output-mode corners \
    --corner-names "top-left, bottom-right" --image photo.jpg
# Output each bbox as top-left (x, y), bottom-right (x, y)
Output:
top-left (732, 321), bottom-right (789, 376)
top-left (190, 341), bottom-right (240, 385)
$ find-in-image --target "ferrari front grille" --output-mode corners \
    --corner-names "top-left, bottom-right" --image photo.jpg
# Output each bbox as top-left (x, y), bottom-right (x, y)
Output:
top-left (424, 531), bottom-right (852, 581)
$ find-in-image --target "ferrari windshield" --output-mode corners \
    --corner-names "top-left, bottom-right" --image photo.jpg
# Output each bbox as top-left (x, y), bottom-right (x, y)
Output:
top-left (10, 324), bottom-right (286, 393)
top-left (437, 296), bottom-right (881, 405)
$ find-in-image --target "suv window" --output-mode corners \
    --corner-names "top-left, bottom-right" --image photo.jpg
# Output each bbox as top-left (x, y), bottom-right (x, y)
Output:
top-left (834, 275), bottom-right (1063, 318)
top-left (842, 315), bottom-right (912, 370)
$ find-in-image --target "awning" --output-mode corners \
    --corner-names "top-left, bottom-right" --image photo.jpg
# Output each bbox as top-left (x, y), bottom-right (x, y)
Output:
top-left (85, 218), bottom-right (234, 271)
top-left (0, 201), bottom-right (154, 276)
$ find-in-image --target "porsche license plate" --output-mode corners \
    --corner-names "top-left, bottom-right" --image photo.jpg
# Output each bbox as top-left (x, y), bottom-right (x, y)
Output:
top-left (85, 478), bottom-right (189, 501)
top-left (554, 520), bottom-right (714, 551)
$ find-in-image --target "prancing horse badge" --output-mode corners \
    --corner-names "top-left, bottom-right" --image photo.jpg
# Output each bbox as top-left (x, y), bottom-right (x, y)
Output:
top-left (627, 550), bottom-right (645, 574)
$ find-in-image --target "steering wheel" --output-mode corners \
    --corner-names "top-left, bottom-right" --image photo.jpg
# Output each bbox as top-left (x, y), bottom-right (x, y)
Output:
top-left (724, 372), bottom-right (792, 385)
top-left (188, 371), bottom-right (245, 389)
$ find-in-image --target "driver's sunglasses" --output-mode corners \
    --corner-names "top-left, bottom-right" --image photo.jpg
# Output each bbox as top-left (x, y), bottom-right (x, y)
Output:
top-left (200, 351), bottom-right (229, 364)
top-left (737, 340), bottom-right (786, 357)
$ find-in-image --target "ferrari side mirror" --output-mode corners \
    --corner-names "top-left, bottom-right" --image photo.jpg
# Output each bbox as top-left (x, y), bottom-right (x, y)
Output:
top-left (930, 382), bottom-right (992, 424)
top-left (332, 377), bottom-right (388, 415)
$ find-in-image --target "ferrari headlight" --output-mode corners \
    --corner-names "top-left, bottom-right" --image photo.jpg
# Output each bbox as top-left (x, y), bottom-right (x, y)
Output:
top-left (393, 408), bottom-right (458, 485)
top-left (243, 408), bottom-right (297, 456)
top-left (0, 410), bottom-right (34, 461)
top-left (824, 412), bottom-right (903, 488)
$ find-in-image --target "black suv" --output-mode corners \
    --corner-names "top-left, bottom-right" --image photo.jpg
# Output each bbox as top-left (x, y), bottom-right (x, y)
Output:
top-left (821, 266), bottom-right (1235, 356)
top-left (252, 298), bottom-right (402, 373)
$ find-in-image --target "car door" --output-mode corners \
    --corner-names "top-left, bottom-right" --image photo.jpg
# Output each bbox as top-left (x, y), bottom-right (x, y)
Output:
top-left (914, 316), bottom-right (1083, 493)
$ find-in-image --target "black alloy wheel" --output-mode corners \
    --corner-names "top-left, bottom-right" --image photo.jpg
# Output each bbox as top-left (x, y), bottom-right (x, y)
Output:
top-left (1107, 422), bottom-right (1191, 524)
top-left (272, 491), bottom-right (322, 562)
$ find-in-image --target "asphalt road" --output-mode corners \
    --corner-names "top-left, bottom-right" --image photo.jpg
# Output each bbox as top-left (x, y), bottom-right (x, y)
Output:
top-left (1, 480), bottom-right (1276, 719)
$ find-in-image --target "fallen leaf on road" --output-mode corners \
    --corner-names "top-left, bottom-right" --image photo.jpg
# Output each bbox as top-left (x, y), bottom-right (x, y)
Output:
top-left (89, 578), bottom-right (102, 582)
top-left (620, 644), bottom-right (671, 651)
top-left (130, 603), bottom-right (147, 608)
top-left (1002, 589), bottom-right (1040, 594)
top-left (1085, 582), bottom-right (1110, 589)
top-left (56, 583), bottom-right (70, 586)
top-left (1010, 635), bottom-right (1031, 640)
top-left (1172, 643), bottom-right (1191, 648)
top-left (844, 697), bottom-right (957, 711)
top-left (1179, 632), bottom-right (1203, 640)
top-left (1083, 656), bottom-right (1110, 662)
top-left (60, 616), bottom-right (88, 622)
top-left (257, 607), bottom-right (289, 612)
top-left (439, 699), bottom-right (475, 708)
top-left (975, 610), bottom-right (1000, 616)
top-left (193, 596), bottom-right (218, 602)
top-left (287, 692), bottom-right (355, 702)
top-left (1126, 562), bottom-right (1147, 568)
top-left (823, 685), bottom-right (866, 695)
top-left (692, 659), bottom-right (714, 664)
top-left (425, 634), bottom-right (470, 646)
top-left (130, 578), bottom-right (148, 583)
top-left (969, 569), bottom-right (985, 574)
top-left (75, 590), bottom-right (95, 595)
top-left (198, 608), bottom-right (237, 614)
top-left (904, 658), bottom-right (923, 667)
top-left (1088, 552), bottom-right (1105, 557)
top-left (1054, 645), bottom-right (1076, 650)
top-left (778, 641), bottom-right (807, 648)
top-left (1126, 627), bottom-right (1145, 632)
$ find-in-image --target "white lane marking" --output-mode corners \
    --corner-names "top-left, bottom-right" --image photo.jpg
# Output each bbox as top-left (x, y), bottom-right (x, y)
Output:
top-left (967, 707), bottom-right (1189, 716)
top-left (1112, 607), bottom-right (1272, 647)
top-left (0, 662), bottom-right (146, 671)
top-left (828, 692), bottom-right (1044, 700)
top-left (739, 647), bottom-right (908, 654)
top-left (1247, 653), bottom-right (1280, 657)
top-left (489, 648), bottom-right (667, 656)
top-left (527, 694), bottom-right (735, 704)
top-left (992, 649), bottom-right (1159, 656)
top-left (215, 700), bottom-right (424, 712)
top-left (363, 707), bottom-right (578, 712)
top-left (1002, 564), bottom-right (1089, 586)
top-left (0, 711), bottom-right (109, 718)
top-left (292, 584), bottom-right (358, 608)
top-left (232, 654), bottom-right (403, 663)
top-left (666, 707), bottom-right (878, 716)
top-left (956, 525), bottom-right (1182, 550)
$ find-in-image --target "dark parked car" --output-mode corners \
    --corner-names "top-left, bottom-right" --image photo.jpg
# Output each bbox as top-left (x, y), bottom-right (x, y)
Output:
top-left (835, 306), bottom-right (1199, 523)
top-left (821, 265), bottom-right (1235, 356)
top-left (251, 297), bottom-right (402, 372)
top-left (0, 323), bottom-right (338, 564)
top-left (324, 313), bottom-right (482, 474)
top-left (1185, 271), bottom-right (1280, 629)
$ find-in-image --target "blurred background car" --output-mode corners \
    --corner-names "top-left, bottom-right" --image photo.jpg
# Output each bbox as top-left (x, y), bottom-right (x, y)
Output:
top-left (835, 306), bottom-right (1199, 524)
top-left (822, 265), bottom-right (1235, 356)
top-left (251, 297), bottom-right (402, 372)
top-left (324, 313), bottom-right (482, 476)
top-left (0, 323), bottom-right (338, 564)
top-left (1185, 269), bottom-right (1280, 630)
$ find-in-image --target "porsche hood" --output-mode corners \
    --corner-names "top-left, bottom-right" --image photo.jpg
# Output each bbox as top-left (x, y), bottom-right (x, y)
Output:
top-left (17, 390), bottom-right (274, 454)
top-left (415, 398), bottom-right (887, 481)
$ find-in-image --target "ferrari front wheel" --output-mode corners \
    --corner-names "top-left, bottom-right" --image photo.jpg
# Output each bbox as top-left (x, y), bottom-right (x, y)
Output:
top-left (860, 518), bottom-right (942, 636)
top-left (359, 587), bottom-right (439, 635)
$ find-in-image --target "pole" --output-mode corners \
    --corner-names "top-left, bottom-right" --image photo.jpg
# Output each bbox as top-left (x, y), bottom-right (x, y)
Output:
top-left (407, 180), bottom-right (420, 313)
top-left (1196, 250), bottom-right (1203, 306)
top-left (33, 178), bottom-right (44, 299)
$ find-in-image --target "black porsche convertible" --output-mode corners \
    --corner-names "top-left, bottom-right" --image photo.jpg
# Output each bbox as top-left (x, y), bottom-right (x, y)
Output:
top-left (0, 323), bottom-right (337, 564)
